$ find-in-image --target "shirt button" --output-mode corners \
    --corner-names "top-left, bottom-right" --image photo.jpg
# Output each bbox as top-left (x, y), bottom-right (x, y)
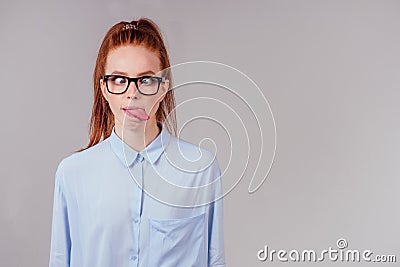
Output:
top-left (136, 154), bottom-right (144, 162)
top-left (131, 255), bottom-right (137, 261)
top-left (133, 218), bottom-right (139, 223)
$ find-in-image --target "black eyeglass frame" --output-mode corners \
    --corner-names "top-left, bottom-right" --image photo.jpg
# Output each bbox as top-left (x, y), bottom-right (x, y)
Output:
top-left (102, 74), bottom-right (166, 96)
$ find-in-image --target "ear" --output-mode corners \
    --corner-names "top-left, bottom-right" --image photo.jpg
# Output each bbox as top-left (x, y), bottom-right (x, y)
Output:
top-left (100, 78), bottom-right (109, 102)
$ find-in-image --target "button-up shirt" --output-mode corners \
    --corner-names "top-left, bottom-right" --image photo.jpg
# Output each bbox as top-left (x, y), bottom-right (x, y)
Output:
top-left (49, 122), bottom-right (225, 267)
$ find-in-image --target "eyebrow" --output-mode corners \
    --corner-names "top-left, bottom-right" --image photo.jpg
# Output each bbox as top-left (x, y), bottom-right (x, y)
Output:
top-left (111, 70), bottom-right (156, 77)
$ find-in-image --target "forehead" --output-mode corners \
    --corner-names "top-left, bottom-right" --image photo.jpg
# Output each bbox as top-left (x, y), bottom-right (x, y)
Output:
top-left (105, 45), bottom-right (161, 76)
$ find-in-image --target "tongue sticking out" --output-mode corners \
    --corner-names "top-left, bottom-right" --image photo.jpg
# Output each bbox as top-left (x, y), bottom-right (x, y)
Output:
top-left (124, 108), bottom-right (150, 121)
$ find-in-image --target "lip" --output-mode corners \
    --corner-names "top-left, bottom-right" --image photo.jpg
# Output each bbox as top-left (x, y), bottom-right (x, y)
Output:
top-left (121, 106), bottom-right (149, 121)
top-left (122, 106), bottom-right (143, 111)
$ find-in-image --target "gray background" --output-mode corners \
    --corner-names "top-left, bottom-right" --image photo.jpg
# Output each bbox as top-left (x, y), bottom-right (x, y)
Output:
top-left (1, 0), bottom-right (399, 266)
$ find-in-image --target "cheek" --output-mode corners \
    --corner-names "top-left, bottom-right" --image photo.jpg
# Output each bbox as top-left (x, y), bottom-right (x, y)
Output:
top-left (107, 96), bottom-right (123, 114)
top-left (147, 96), bottom-right (163, 114)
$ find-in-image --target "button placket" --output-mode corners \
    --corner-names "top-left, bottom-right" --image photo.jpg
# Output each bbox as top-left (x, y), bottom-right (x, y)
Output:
top-left (130, 153), bottom-right (145, 265)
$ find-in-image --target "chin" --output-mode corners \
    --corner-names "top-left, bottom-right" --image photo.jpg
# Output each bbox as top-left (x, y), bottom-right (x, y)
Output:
top-left (118, 116), bottom-right (143, 130)
top-left (120, 124), bottom-right (146, 136)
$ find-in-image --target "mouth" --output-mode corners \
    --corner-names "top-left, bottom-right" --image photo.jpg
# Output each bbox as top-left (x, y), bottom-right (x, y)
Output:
top-left (122, 105), bottom-right (142, 110)
top-left (121, 106), bottom-right (150, 121)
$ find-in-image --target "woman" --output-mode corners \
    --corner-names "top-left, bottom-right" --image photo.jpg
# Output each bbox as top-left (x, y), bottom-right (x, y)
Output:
top-left (49, 18), bottom-right (225, 267)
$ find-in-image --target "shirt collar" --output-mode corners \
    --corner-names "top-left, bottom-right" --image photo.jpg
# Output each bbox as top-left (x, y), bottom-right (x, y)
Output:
top-left (107, 121), bottom-right (171, 168)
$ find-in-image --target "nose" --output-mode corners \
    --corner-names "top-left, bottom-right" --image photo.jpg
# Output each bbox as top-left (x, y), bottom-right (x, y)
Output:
top-left (126, 81), bottom-right (139, 99)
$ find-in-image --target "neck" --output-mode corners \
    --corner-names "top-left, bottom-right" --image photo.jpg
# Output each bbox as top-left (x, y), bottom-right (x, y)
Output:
top-left (114, 120), bottom-right (161, 152)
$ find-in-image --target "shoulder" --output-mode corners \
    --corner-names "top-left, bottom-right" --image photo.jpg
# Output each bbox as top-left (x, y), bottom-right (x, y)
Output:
top-left (56, 139), bottom-right (110, 175)
top-left (166, 135), bottom-right (220, 172)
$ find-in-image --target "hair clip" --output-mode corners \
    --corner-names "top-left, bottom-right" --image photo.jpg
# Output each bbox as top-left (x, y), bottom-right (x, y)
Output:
top-left (123, 22), bottom-right (137, 31)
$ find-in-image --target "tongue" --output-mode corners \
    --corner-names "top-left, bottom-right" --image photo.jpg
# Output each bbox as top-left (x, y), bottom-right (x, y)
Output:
top-left (126, 109), bottom-right (150, 121)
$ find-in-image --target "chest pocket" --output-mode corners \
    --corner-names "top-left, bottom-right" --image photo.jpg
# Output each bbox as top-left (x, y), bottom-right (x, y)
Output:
top-left (147, 213), bottom-right (206, 267)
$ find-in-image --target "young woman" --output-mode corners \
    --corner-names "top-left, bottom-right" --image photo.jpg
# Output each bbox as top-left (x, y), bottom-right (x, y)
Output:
top-left (49, 18), bottom-right (225, 267)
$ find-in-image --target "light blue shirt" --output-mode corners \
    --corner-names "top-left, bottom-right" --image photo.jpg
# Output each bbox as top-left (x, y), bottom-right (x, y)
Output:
top-left (49, 122), bottom-right (225, 267)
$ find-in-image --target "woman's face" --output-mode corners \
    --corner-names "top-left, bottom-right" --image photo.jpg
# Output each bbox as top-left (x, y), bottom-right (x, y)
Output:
top-left (100, 45), bottom-right (169, 133)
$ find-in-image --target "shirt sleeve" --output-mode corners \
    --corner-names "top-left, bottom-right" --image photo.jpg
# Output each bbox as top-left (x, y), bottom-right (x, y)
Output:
top-left (208, 165), bottom-right (226, 267)
top-left (49, 163), bottom-right (71, 267)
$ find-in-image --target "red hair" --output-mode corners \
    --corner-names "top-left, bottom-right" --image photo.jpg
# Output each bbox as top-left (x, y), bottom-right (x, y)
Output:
top-left (76, 18), bottom-right (177, 153)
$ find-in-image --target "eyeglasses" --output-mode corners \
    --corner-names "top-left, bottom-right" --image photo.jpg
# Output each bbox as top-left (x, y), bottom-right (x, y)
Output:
top-left (102, 74), bottom-right (166, 95)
